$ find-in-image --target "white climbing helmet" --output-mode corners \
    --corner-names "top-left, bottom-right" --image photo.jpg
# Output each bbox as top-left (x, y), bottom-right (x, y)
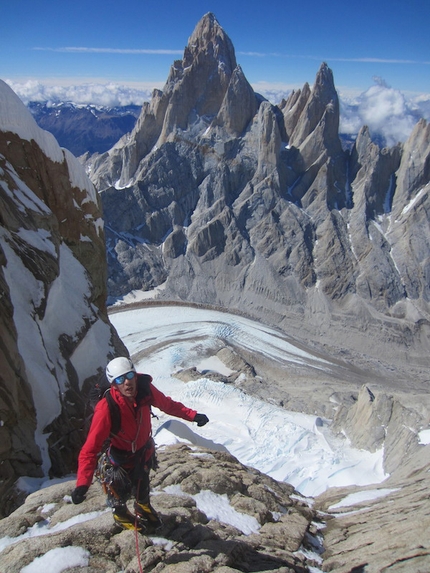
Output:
top-left (106, 357), bottom-right (136, 384)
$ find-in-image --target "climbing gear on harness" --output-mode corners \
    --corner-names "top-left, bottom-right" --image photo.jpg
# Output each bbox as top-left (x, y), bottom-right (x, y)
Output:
top-left (96, 450), bottom-right (132, 505)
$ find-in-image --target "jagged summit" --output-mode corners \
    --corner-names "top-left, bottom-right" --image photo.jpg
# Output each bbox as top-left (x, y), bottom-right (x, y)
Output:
top-left (286, 62), bottom-right (340, 150)
top-left (84, 15), bottom-right (430, 386)
top-left (88, 13), bottom-right (248, 188)
top-left (159, 12), bottom-right (238, 140)
top-left (184, 12), bottom-right (237, 73)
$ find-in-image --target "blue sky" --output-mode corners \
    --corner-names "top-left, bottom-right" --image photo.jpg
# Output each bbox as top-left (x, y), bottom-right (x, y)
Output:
top-left (2, 0), bottom-right (429, 97)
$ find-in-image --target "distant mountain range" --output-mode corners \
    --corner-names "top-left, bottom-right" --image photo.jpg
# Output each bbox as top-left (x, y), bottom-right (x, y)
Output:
top-left (25, 84), bottom-right (430, 159)
top-left (27, 94), bottom-right (430, 159)
top-left (28, 101), bottom-right (141, 156)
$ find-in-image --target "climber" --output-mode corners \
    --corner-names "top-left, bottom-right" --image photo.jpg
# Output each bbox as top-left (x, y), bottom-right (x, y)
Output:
top-left (71, 356), bottom-right (209, 532)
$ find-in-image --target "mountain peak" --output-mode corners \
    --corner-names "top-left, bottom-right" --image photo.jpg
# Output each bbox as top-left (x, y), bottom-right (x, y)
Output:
top-left (316, 61), bottom-right (333, 82)
top-left (287, 60), bottom-right (340, 149)
top-left (96, 12), bottom-right (240, 182)
top-left (191, 11), bottom-right (218, 34)
top-left (189, 12), bottom-right (225, 44)
top-left (184, 12), bottom-right (237, 74)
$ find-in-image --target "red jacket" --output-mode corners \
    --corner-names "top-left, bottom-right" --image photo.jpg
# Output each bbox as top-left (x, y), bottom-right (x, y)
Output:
top-left (77, 375), bottom-right (197, 487)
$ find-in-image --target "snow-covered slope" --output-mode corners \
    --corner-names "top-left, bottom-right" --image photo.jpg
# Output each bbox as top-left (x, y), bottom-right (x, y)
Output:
top-left (0, 80), bottom-right (64, 163)
top-left (0, 79), bottom-right (126, 516)
top-left (110, 305), bottom-right (388, 497)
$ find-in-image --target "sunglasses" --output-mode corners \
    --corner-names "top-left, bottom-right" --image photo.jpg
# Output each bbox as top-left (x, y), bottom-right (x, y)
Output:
top-left (114, 371), bottom-right (136, 385)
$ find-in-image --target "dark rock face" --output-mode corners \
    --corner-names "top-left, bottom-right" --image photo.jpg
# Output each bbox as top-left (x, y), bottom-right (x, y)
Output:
top-left (0, 80), bottom-right (126, 517)
top-left (85, 13), bottom-right (430, 378)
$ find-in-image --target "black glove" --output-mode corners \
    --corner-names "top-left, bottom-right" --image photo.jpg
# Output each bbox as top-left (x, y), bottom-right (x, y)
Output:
top-left (194, 413), bottom-right (209, 427)
top-left (71, 485), bottom-right (89, 504)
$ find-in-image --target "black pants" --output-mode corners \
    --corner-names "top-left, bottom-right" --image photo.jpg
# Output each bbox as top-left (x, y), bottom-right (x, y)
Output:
top-left (98, 442), bottom-right (155, 508)
top-left (106, 463), bottom-right (150, 508)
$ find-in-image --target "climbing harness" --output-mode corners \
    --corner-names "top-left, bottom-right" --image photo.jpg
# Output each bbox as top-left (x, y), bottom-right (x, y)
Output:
top-left (95, 449), bottom-right (132, 505)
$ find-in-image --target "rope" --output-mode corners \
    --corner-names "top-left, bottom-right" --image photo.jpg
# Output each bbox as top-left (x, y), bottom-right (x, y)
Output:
top-left (96, 453), bottom-right (145, 572)
top-left (134, 478), bottom-right (144, 573)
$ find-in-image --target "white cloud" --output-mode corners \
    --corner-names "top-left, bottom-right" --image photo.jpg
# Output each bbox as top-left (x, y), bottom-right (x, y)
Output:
top-left (5, 79), bottom-right (157, 107)
top-left (339, 77), bottom-right (426, 146)
top-left (5, 77), bottom-right (430, 145)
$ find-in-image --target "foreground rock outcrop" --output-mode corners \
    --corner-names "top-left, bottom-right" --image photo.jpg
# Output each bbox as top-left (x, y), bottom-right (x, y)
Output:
top-left (0, 80), bottom-right (126, 517)
top-left (316, 439), bottom-right (430, 572)
top-left (2, 434), bottom-right (429, 572)
top-left (0, 444), bottom-right (322, 573)
top-left (316, 383), bottom-right (430, 572)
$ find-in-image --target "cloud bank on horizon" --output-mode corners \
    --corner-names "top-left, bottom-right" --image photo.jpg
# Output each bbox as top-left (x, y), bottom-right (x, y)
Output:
top-left (6, 76), bottom-right (430, 147)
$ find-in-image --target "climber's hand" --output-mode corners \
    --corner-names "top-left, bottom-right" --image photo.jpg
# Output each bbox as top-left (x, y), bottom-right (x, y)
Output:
top-left (194, 413), bottom-right (209, 427)
top-left (71, 485), bottom-right (89, 504)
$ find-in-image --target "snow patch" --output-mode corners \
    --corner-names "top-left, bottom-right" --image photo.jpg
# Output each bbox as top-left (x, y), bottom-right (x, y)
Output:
top-left (0, 510), bottom-right (108, 554)
top-left (0, 79), bottom-right (63, 163)
top-left (197, 355), bottom-right (235, 376)
top-left (328, 488), bottom-right (399, 510)
top-left (63, 148), bottom-right (98, 204)
top-left (162, 485), bottom-right (260, 535)
top-left (418, 428), bottom-right (430, 445)
top-left (20, 547), bottom-right (90, 573)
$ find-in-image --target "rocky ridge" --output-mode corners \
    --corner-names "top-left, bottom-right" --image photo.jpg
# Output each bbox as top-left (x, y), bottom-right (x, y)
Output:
top-left (0, 79), bottom-right (126, 517)
top-left (86, 13), bottom-right (430, 386)
top-left (0, 444), bottom-right (322, 573)
top-left (1, 390), bottom-right (429, 573)
top-left (316, 426), bottom-right (430, 572)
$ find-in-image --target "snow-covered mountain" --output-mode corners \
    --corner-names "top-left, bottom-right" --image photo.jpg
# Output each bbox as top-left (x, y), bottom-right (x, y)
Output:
top-left (28, 101), bottom-right (141, 156)
top-left (0, 79), bottom-right (126, 516)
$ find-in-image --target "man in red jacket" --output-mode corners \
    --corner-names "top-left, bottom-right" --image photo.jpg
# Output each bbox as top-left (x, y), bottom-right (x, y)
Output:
top-left (71, 356), bottom-right (209, 532)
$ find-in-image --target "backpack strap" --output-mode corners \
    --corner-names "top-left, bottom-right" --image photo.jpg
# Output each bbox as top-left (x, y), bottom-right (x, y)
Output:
top-left (136, 373), bottom-right (152, 400)
top-left (104, 389), bottom-right (121, 436)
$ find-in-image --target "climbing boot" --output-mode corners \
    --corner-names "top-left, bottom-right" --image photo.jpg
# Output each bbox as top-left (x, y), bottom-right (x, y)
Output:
top-left (134, 501), bottom-right (162, 530)
top-left (113, 506), bottom-right (145, 532)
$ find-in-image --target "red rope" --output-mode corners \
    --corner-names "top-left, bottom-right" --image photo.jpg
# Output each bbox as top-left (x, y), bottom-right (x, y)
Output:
top-left (134, 478), bottom-right (144, 573)
top-left (135, 520), bottom-right (144, 573)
